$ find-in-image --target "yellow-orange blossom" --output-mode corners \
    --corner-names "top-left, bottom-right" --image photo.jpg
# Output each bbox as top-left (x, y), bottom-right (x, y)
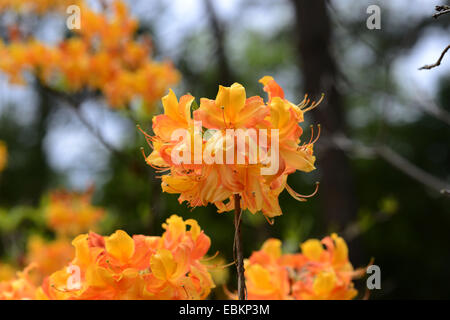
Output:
top-left (0, 215), bottom-right (214, 300)
top-left (0, 0), bottom-right (179, 110)
top-left (142, 76), bottom-right (322, 219)
top-left (37, 215), bottom-right (214, 300)
top-left (244, 234), bottom-right (364, 300)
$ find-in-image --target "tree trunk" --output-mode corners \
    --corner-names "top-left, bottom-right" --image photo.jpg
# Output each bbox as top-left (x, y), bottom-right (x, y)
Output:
top-left (291, 0), bottom-right (360, 260)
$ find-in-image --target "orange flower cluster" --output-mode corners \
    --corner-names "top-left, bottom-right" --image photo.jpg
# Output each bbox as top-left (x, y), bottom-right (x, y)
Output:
top-left (0, 0), bottom-right (179, 110)
top-left (45, 188), bottom-right (104, 236)
top-left (0, 264), bottom-right (38, 300)
top-left (25, 236), bottom-right (75, 285)
top-left (142, 76), bottom-right (321, 219)
top-left (0, 263), bottom-right (15, 282)
top-left (37, 215), bottom-right (214, 300)
top-left (0, 141), bottom-right (7, 172)
top-left (0, 0), bottom-right (79, 14)
top-left (0, 188), bottom-right (104, 294)
top-left (244, 234), bottom-right (363, 300)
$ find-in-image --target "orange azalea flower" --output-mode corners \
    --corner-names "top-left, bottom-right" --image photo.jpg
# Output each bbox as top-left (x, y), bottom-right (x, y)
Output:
top-left (45, 188), bottom-right (104, 236)
top-left (0, 263), bottom-right (16, 282)
top-left (25, 235), bottom-right (75, 285)
top-left (38, 215), bottom-right (214, 300)
top-left (0, 264), bottom-right (38, 300)
top-left (0, 0), bottom-right (179, 111)
top-left (244, 239), bottom-right (291, 300)
top-left (244, 234), bottom-right (365, 300)
top-left (0, 0), bottom-right (80, 14)
top-left (0, 141), bottom-right (7, 172)
top-left (142, 77), bottom-right (320, 219)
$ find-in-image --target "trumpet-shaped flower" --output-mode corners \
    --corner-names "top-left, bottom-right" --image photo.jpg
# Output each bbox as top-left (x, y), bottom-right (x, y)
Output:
top-left (142, 77), bottom-right (321, 219)
top-left (243, 234), bottom-right (365, 300)
top-left (38, 215), bottom-right (214, 300)
top-left (45, 189), bottom-right (104, 236)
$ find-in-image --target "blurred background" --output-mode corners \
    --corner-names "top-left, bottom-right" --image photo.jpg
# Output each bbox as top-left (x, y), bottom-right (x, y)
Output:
top-left (0, 0), bottom-right (449, 299)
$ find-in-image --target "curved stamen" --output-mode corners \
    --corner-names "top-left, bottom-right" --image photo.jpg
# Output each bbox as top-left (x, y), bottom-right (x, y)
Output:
top-left (286, 182), bottom-right (320, 201)
top-left (308, 125), bottom-right (314, 145)
top-left (302, 93), bottom-right (324, 112)
top-left (220, 106), bottom-right (229, 129)
top-left (140, 147), bottom-right (147, 160)
top-left (311, 124), bottom-right (321, 144)
top-left (264, 215), bottom-right (275, 225)
top-left (297, 94), bottom-right (308, 108)
top-left (222, 284), bottom-right (237, 300)
top-left (206, 260), bottom-right (236, 270)
top-left (201, 251), bottom-right (219, 262)
top-left (136, 124), bottom-right (152, 138)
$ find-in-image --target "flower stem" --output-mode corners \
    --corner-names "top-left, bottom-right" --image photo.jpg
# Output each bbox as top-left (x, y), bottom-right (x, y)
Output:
top-left (233, 193), bottom-right (246, 300)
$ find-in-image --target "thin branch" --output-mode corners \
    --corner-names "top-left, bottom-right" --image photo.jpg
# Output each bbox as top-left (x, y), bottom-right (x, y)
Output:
top-left (233, 193), bottom-right (246, 300)
top-left (419, 44), bottom-right (450, 70)
top-left (342, 210), bottom-right (392, 242)
top-left (433, 5), bottom-right (450, 19)
top-left (202, 0), bottom-right (233, 85)
top-left (375, 145), bottom-right (449, 193)
top-left (412, 87), bottom-right (450, 127)
top-left (328, 134), bottom-right (450, 193)
top-left (419, 5), bottom-right (450, 70)
top-left (41, 85), bottom-right (129, 162)
top-left (69, 104), bottom-right (126, 160)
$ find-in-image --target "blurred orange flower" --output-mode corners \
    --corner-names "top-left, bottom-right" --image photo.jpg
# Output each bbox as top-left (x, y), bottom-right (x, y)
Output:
top-left (0, 0), bottom-right (179, 111)
top-left (45, 188), bottom-right (104, 236)
top-left (0, 264), bottom-right (38, 300)
top-left (0, 263), bottom-right (15, 282)
top-left (25, 236), bottom-right (74, 285)
top-left (244, 234), bottom-right (365, 300)
top-left (0, 141), bottom-right (7, 172)
top-left (0, 0), bottom-right (80, 14)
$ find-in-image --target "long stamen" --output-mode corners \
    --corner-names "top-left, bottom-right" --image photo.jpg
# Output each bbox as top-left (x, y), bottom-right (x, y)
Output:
top-left (136, 124), bottom-right (152, 138)
top-left (297, 94), bottom-right (308, 108)
top-left (308, 125), bottom-right (314, 145)
top-left (206, 260), bottom-right (236, 270)
top-left (264, 215), bottom-right (275, 225)
top-left (150, 164), bottom-right (169, 172)
top-left (50, 284), bottom-right (70, 293)
top-left (311, 124), bottom-right (321, 144)
top-left (222, 284), bottom-right (237, 300)
top-left (201, 251), bottom-right (219, 262)
top-left (286, 182), bottom-right (320, 201)
top-left (140, 147), bottom-right (147, 160)
top-left (141, 149), bottom-right (168, 171)
top-left (302, 93), bottom-right (324, 112)
top-left (220, 106), bottom-right (228, 129)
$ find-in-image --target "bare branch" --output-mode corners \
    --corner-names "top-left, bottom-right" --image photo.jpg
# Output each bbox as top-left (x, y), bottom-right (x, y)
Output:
top-left (419, 44), bottom-right (450, 70)
top-left (412, 87), bottom-right (450, 127)
top-left (433, 5), bottom-right (450, 19)
top-left (233, 194), bottom-right (247, 300)
top-left (328, 134), bottom-right (450, 193)
top-left (41, 85), bottom-right (129, 161)
top-left (375, 145), bottom-right (449, 193)
top-left (202, 0), bottom-right (233, 85)
top-left (342, 210), bottom-right (392, 242)
top-left (419, 5), bottom-right (450, 70)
